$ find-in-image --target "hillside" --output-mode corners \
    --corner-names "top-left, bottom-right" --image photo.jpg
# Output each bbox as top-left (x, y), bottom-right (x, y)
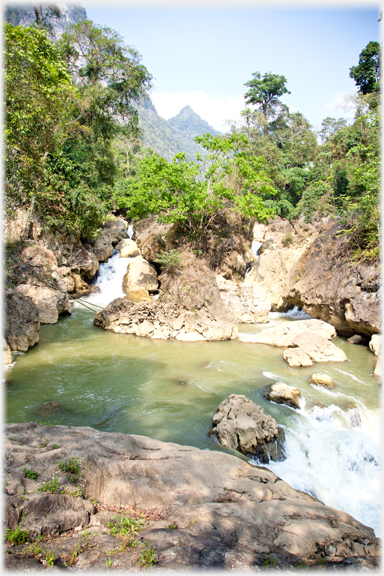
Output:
top-left (137, 99), bottom-right (221, 162)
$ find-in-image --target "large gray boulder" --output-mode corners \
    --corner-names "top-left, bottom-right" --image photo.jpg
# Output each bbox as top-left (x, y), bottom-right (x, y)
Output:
top-left (210, 394), bottom-right (285, 463)
top-left (4, 422), bottom-right (380, 571)
top-left (5, 291), bottom-right (40, 352)
top-left (14, 285), bottom-right (71, 324)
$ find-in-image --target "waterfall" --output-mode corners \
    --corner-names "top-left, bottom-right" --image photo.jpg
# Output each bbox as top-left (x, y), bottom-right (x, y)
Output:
top-left (252, 240), bottom-right (262, 259)
top-left (254, 402), bottom-right (381, 536)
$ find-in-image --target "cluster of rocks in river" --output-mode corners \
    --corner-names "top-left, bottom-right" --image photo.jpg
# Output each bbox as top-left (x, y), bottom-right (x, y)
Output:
top-left (4, 422), bottom-right (380, 571)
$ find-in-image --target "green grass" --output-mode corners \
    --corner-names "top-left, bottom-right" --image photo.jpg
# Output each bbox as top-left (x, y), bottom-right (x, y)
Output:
top-left (138, 544), bottom-right (157, 568)
top-left (23, 468), bottom-right (39, 480)
top-left (37, 474), bottom-right (59, 493)
top-left (106, 514), bottom-right (144, 538)
top-left (58, 457), bottom-right (81, 475)
top-left (5, 527), bottom-right (30, 545)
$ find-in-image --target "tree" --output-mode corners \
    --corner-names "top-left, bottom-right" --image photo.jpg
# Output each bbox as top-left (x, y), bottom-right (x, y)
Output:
top-left (318, 117), bottom-right (348, 143)
top-left (244, 72), bottom-right (290, 132)
top-left (349, 41), bottom-right (380, 94)
top-left (4, 23), bottom-right (75, 207)
top-left (114, 134), bottom-right (276, 239)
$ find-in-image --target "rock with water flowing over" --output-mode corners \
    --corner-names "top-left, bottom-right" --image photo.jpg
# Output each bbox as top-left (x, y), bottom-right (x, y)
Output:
top-left (210, 394), bottom-right (285, 463)
top-left (14, 285), bottom-right (71, 324)
top-left (309, 374), bottom-right (335, 389)
top-left (5, 291), bottom-right (40, 352)
top-left (264, 383), bottom-right (302, 409)
top-left (216, 275), bottom-right (271, 323)
top-left (122, 256), bottom-right (159, 293)
top-left (4, 422), bottom-right (380, 571)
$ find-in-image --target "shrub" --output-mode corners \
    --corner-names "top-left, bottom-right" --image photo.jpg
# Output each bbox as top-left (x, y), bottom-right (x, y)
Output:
top-left (37, 474), bottom-right (59, 493)
top-left (5, 527), bottom-right (30, 545)
top-left (282, 232), bottom-right (294, 245)
top-left (154, 250), bottom-right (182, 272)
top-left (23, 468), bottom-right (39, 480)
top-left (58, 457), bottom-right (80, 475)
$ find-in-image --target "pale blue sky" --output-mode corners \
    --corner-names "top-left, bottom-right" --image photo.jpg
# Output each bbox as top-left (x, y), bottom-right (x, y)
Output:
top-left (83, 3), bottom-right (381, 132)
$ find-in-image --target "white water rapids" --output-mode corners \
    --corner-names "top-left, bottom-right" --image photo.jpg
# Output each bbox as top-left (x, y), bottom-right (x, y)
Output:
top-left (81, 243), bottom-right (380, 537)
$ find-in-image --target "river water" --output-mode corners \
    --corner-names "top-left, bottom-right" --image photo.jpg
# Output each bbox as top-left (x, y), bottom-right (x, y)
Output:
top-left (5, 250), bottom-right (381, 537)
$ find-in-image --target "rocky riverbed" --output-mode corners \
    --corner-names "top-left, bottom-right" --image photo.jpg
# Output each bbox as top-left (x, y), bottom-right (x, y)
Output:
top-left (4, 423), bottom-right (380, 572)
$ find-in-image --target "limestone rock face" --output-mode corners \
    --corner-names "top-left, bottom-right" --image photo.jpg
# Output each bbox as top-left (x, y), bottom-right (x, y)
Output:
top-left (369, 334), bottom-right (381, 356)
top-left (117, 239), bottom-right (140, 258)
top-left (283, 347), bottom-right (314, 367)
top-left (70, 244), bottom-right (99, 280)
top-left (264, 383), bottom-right (301, 409)
top-left (238, 319), bottom-right (336, 346)
top-left (310, 374), bottom-right (335, 389)
top-left (243, 216), bottom-right (318, 311)
top-left (5, 291), bottom-right (40, 352)
top-left (216, 275), bottom-right (271, 323)
top-left (4, 423), bottom-right (380, 571)
top-left (122, 257), bottom-right (159, 293)
top-left (71, 273), bottom-right (89, 298)
top-left (282, 220), bottom-right (381, 337)
top-left (211, 394), bottom-right (285, 463)
top-left (14, 285), bottom-right (71, 324)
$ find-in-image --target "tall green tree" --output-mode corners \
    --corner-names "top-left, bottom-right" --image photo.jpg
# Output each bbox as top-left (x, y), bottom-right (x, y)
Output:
top-left (349, 41), bottom-right (380, 94)
top-left (244, 72), bottom-right (290, 132)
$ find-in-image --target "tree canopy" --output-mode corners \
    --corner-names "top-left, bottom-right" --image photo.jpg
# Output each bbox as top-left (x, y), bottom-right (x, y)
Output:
top-left (349, 41), bottom-right (380, 94)
top-left (244, 72), bottom-right (290, 130)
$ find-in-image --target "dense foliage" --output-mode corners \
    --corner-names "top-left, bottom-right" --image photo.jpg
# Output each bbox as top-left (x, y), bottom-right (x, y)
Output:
top-left (5, 20), bottom-right (151, 237)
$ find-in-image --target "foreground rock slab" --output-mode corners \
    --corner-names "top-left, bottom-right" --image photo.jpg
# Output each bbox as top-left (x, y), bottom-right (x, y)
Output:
top-left (4, 423), bottom-right (379, 571)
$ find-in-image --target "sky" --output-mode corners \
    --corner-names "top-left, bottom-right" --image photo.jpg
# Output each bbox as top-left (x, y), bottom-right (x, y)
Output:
top-left (82, 2), bottom-right (380, 133)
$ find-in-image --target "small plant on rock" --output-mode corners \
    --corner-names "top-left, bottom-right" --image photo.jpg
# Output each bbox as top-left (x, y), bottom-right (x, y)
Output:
top-left (154, 250), bottom-right (182, 272)
top-left (106, 514), bottom-right (144, 538)
top-left (283, 232), bottom-right (294, 245)
top-left (5, 527), bottom-right (30, 545)
top-left (138, 544), bottom-right (157, 568)
top-left (37, 474), bottom-right (59, 493)
top-left (58, 456), bottom-right (81, 475)
top-left (23, 468), bottom-right (39, 480)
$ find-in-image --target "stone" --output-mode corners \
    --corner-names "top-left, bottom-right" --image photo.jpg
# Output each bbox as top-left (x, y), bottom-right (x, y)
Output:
top-left (135, 219), bottom-right (172, 263)
top-left (282, 220), bottom-right (380, 337)
top-left (373, 353), bottom-right (381, 378)
top-left (71, 273), bottom-right (90, 298)
top-left (91, 231), bottom-right (113, 263)
top-left (122, 257), bottom-right (159, 293)
top-left (124, 288), bottom-right (151, 302)
top-left (175, 330), bottom-right (206, 342)
top-left (283, 348), bottom-right (313, 367)
top-left (264, 382), bottom-right (301, 409)
top-left (290, 332), bottom-right (348, 364)
top-left (14, 285), bottom-right (71, 324)
top-left (238, 319), bottom-right (336, 346)
top-left (102, 217), bottom-right (128, 245)
top-left (309, 374), bottom-right (335, 389)
top-left (5, 291), bottom-right (40, 352)
top-left (347, 334), bottom-right (366, 344)
top-left (3, 339), bottom-right (13, 365)
top-left (117, 239), bottom-right (140, 258)
top-left (211, 394), bottom-right (285, 463)
top-left (70, 244), bottom-right (99, 280)
top-left (4, 422), bottom-right (380, 572)
top-left (216, 275), bottom-right (271, 323)
top-left (369, 334), bottom-right (381, 356)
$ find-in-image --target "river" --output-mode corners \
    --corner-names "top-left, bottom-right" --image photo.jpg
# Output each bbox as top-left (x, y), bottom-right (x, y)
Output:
top-left (5, 247), bottom-right (381, 537)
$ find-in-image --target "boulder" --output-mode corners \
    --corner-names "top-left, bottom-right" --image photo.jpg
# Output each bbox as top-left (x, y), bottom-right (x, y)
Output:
top-left (347, 334), bottom-right (366, 345)
top-left (238, 319), bottom-right (336, 346)
top-left (102, 217), bottom-right (128, 245)
top-left (122, 257), bottom-right (159, 293)
top-left (117, 239), bottom-right (140, 258)
top-left (282, 220), bottom-right (381, 337)
top-left (5, 291), bottom-right (40, 352)
top-left (90, 231), bottom-right (113, 263)
top-left (264, 383), bottom-right (301, 409)
top-left (135, 219), bottom-right (172, 263)
top-left (210, 394), bottom-right (285, 463)
top-left (14, 285), bottom-right (71, 324)
top-left (369, 334), bottom-right (381, 356)
top-left (309, 374), bottom-right (335, 389)
top-left (289, 332), bottom-right (347, 364)
top-left (124, 289), bottom-right (151, 303)
top-left (283, 348), bottom-right (313, 367)
top-left (373, 353), bottom-right (381, 378)
top-left (71, 273), bottom-right (89, 298)
top-left (216, 275), bottom-right (271, 323)
top-left (70, 244), bottom-right (99, 280)
top-left (4, 422), bottom-right (380, 571)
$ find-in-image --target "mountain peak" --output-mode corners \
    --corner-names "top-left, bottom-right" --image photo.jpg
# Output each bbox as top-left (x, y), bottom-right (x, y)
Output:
top-left (168, 106), bottom-right (221, 138)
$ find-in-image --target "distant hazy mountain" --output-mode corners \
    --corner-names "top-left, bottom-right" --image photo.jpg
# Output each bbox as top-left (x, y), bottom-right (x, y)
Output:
top-left (137, 100), bottom-right (222, 162)
top-left (4, 3), bottom-right (86, 41)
